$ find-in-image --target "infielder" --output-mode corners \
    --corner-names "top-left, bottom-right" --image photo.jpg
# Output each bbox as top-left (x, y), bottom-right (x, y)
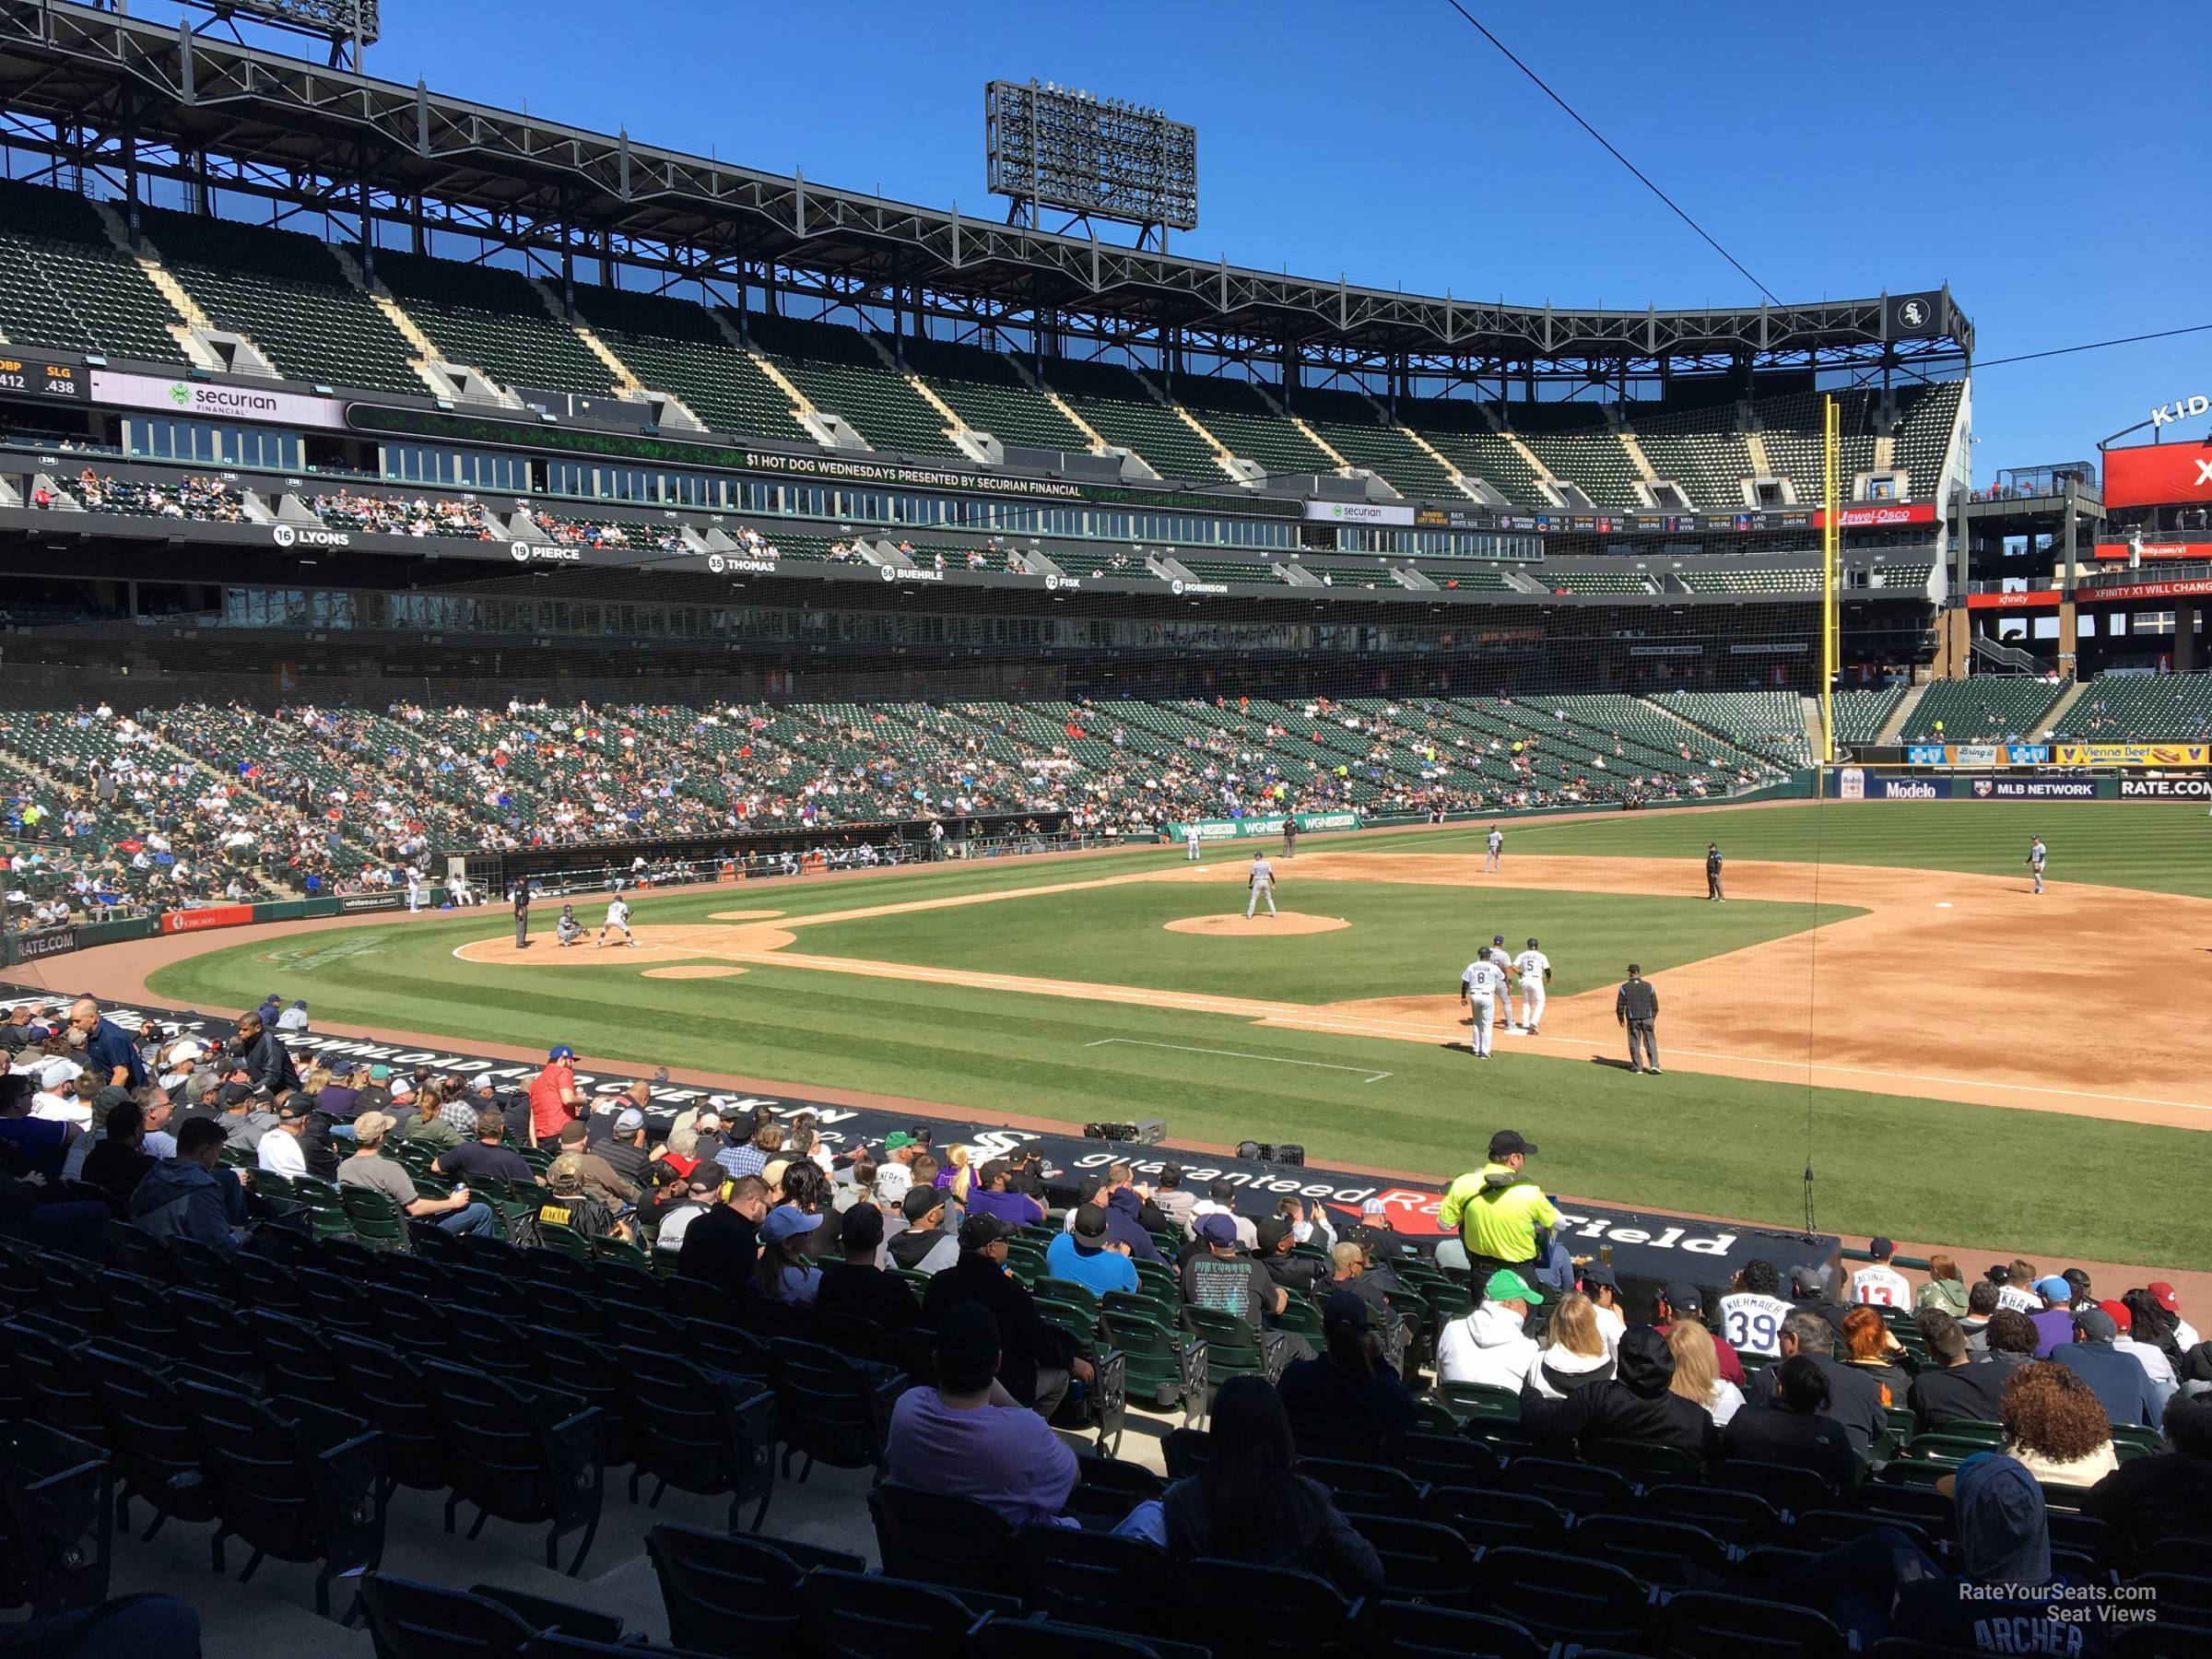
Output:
top-left (1182, 820), bottom-right (1203, 862)
top-left (595, 894), bottom-right (638, 947)
top-left (2028, 835), bottom-right (2046, 895)
top-left (555, 904), bottom-right (584, 947)
top-left (1244, 850), bottom-right (1277, 918)
top-left (1484, 826), bottom-right (1503, 874)
top-left (1460, 947), bottom-right (1507, 1058)
top-left (1513, 935), bottom-right (1552, 1035)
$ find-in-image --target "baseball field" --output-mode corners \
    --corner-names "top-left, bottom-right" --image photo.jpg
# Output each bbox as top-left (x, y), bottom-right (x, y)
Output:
top-left (105, 797), bottom-right (2212, 1269)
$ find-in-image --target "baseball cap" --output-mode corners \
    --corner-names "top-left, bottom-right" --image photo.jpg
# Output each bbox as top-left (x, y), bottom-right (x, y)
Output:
top-left (39, 1057), bottom-right (80, 1090)
top-left (1580, 1262), bottom-right (1618, 1289)
top-left (883, 1130), bottom-right (916, 1152)
top-left (1323, 1290), bottom-right (1371, 1332)
top-left (1869, 1237), bottom-right (1896, 1258)
top-left (759, 1205), bottom-right (825, 1246)
top-left (547, 1153), bottom-right (586, 1194)
top-left (275, 1100), bottom-right (310, 1123)
top-left (2073, 1308), bottom-right (2119, 1341)
top-left (959, 1213), bottom-right (1011, 1252)
top-left (687, 1167), bottom-right (725, 1196)
top-left (1488, 1129), bottom-right (1537, 1159)
top-left (1790, 1265), bottom-right (1829, 1298)
top-left (2148, 1283), bottom-right (2180, 1313)
top-left (547, 1044), bottom-right (575, 1061)
top-left (2097, 1299), bottom-right (2133, 1333)
top-left (901, 1186), bottom-right (947, 1223)
top-left (1159, 1163), bottom-right (1184, 1184)
top-left (1072, 1206), bottom-right (1109, 1241)
top-left (2035, 1276), bottom-right (2073, 1303)
top-left (391, 1077), bottom-right (417, 1100)
top-left (353, 1110), bottom-right (398, 1143)
top-left (841, 1203), bottom-right (885, 1250)
top-left (1492, 934), bottom-right (1506, 946)
top-left (1194, 1213), bottom-right (1239, 1246)
top-left (1253, 1217), bottom-right (1293, 1254)
top-left (613, 1108), bottom-right (645, 1134)
top-left (1526, 936), bottom-right (1539, 948)
top-left (219, 1081), bottom-right (255, 1106)
top-left (369, 1065), bottom-right (391, 1082)
top-left (1662, 1279), bottom-right (1703, 1313)
top-left (1937, 1454), bottom-right (2052, 1580)
top-left (979, 1158), bottom-right (1013, 1185)
top-left (1484, 1268), bottom-right (1544, 1305)
top-left (761, 1159), bottom-right (791, 1191)
top-left (1359, 1198), bottom-right (1388, 1218)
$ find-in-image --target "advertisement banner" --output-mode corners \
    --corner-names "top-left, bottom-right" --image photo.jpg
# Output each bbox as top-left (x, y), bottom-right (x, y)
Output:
top-left (2006, 745), bottom-right (2052, 765)
top-left (10, 928), bottom-right (76, 963)
top-left (2120, 777), bottom-right (2212, 799)
top-left (738, 448), bottom-right (1083, 501)
top-left (1952, 745), bottom-right (2001, 767)
top-left (1835, 771), bottom-right (1950, 800)
top-left (1812, 502), bottom-right (1937, 530)
top-left (89, 369), bottom-right (347, 429)
top-left (1960, 776), bottom-right (2097, 800)
top-left (1304, 500), bottom-right (1416, 526)
top-left (1905, 745), bottom-right (1951, 766)
top-left (159, 904), bottom-right (256, 935)
top-left (2092, 540), bottom-right (2199, 561)
top-left (2078, 577), bottom-right (2212, 605)
top-left (2102, 441), bottom-right (2212, 511)
top-left (2054, 743), bottom-right (2211, 768)
top-left (1173, 811), bottom-right (1363, 842)
top-left (1965, 590), bottom-right (2061, 611)
top-left (337, 891), bottom-right (410, 913)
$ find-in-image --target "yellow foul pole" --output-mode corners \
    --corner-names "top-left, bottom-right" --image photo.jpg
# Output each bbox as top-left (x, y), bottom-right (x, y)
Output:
top-left (1820, 394), bottom-right (1840, 765)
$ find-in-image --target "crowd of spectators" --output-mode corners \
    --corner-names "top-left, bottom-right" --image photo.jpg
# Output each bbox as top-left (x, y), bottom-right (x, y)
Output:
top-left (312, 490), bottom-right (493, 539)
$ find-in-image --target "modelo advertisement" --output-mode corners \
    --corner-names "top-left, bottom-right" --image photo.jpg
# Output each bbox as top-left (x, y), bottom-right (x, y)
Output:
top-left (1836, 769), bottom-right (1948, 799)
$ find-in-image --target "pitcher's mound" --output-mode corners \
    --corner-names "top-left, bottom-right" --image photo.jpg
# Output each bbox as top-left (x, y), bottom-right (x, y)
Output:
top-left (641, 965), bottom-right (748, 981)
top-left (1165, 912), bottom-right (1348, 937)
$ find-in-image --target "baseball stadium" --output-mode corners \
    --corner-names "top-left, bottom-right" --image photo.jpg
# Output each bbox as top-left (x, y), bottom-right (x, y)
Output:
top-left (2, 2), bottom-right (2210, 1653)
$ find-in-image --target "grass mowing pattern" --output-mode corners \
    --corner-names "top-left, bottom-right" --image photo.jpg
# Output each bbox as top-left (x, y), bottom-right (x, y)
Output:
top-left (146, 801), bottom-right (2212, 1268)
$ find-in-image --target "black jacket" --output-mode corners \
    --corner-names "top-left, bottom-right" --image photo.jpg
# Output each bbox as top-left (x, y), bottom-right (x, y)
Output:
top-left (1720, 1403), bottom-right (1859, 1490)
top-left (1517, 1327), bottom-right (1719, 1459)
top-left (240, 1030), bottom-right (301, 1096)
top-left (1743, 1352), bottom-right (1889, 1454)
top-left (676, 1204), bottom-right (759, 1297)
top-left (1161, 1475), bottom-right (1382, 1598)
top-left (922, 1252), bottom-right (1077, 1408)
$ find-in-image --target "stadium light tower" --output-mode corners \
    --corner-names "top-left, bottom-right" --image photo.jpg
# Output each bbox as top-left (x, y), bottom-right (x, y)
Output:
top-left (174, 0), bottom-right (380, 70)
top-left (984, 78), bottom-right (1197, 251)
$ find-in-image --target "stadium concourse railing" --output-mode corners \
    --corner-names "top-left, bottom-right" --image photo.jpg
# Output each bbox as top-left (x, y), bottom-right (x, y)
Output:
top-left (0, 780), bottom-right (1822, 970)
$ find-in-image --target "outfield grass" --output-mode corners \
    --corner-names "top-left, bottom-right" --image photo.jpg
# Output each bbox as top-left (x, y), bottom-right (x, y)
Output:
top-left (1370, 799), bottom-right (2212, 897)
top-left (794, 878), bottom-right (1846, 1004)
top-left (143, 799), bottom-right (2212, 1269)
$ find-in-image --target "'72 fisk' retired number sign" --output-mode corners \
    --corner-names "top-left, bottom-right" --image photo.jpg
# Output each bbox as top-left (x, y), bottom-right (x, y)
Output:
top-left (0, 357), bottom-right (84, 399)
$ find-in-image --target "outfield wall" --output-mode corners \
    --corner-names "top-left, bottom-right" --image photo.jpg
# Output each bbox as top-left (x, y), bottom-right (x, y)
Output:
top-left (1825, 769), bottom-right (2209, 800)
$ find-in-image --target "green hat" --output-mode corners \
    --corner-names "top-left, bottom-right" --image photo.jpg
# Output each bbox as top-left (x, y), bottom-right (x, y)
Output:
top-left (1484, 1268), bottom-right (1544, 1306)
top-left (369, 1065), bottom-right (391, 1081)
top-left (883, 1130), bottom-right (916, 1152)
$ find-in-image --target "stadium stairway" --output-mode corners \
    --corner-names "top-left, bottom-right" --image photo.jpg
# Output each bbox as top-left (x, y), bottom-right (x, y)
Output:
top-left (1800, 694), bottom-right (1825, 759)
top-left (2037, 679), bottom-right (2088, 737)
top-left (1876, 684), bottom-right (1926, 744)
top-left (325, 243), bottom-right (462, 401)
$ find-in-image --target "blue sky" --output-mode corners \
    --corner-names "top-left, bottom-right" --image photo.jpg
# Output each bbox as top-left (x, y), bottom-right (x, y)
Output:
top-left (133, 0), bottom-right (2212, 471)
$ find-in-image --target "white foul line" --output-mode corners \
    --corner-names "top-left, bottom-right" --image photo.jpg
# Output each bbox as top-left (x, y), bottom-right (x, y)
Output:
top-left (1086, 1038), bottom-right (1391, 1085)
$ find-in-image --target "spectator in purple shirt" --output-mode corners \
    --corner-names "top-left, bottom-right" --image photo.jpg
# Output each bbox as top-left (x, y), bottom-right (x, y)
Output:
top-left (2029, 1276), bottom-right (2078, 1358)
top-left (884, 1302), bottom-right (1077, 1527)
top-left (964, 1159), bottom-right (1046, 1230)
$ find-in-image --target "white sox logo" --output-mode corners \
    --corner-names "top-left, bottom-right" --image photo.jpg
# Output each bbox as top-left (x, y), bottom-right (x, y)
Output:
top-left (1897, 298), bottom-right (1929, 329)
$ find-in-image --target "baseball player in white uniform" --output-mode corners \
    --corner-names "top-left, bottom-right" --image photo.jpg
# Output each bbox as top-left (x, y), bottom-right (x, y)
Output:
top-left (404, 867), bottom-right (423, 912)
top-left (595, 895), bottom-right (637, 947)
top-left (1513, 935), bottom-right (1552, 1035)
top-left (1183, 821), bottom-right (1204, 862)
top-left (1460, 947), bottom-right (1507, 1058)
top-left (555, 904), bottom-right (584, 947)
top-left (1484, 827), bottom-right (1503, 874)
top-left (1244, 851), bottom-right (1277, 918)
top-left (1488, 934), bottom-right (1514, 1032)
top-left (2027, 836), bottom-right (2046, 895)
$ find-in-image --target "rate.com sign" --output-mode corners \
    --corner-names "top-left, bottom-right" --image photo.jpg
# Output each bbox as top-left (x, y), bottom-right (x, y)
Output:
top-left (2103, 441), bottom-right (2212, 510)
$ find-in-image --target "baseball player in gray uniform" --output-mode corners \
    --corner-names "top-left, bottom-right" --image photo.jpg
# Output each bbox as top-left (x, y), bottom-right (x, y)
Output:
top-left (1488, 934), bottom-right (1514, 1033)
top-left (1460, 947), bottom-right (1507, 1058)
top-left (1484, 827), bottom-right (1503, 874)
top-left (1513, 936), bottom-right (1552, 1035)
top-left (1245, 851), bottom-right (1277, 918)
top-left (2028, 836), bottom-right (2046, 895)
